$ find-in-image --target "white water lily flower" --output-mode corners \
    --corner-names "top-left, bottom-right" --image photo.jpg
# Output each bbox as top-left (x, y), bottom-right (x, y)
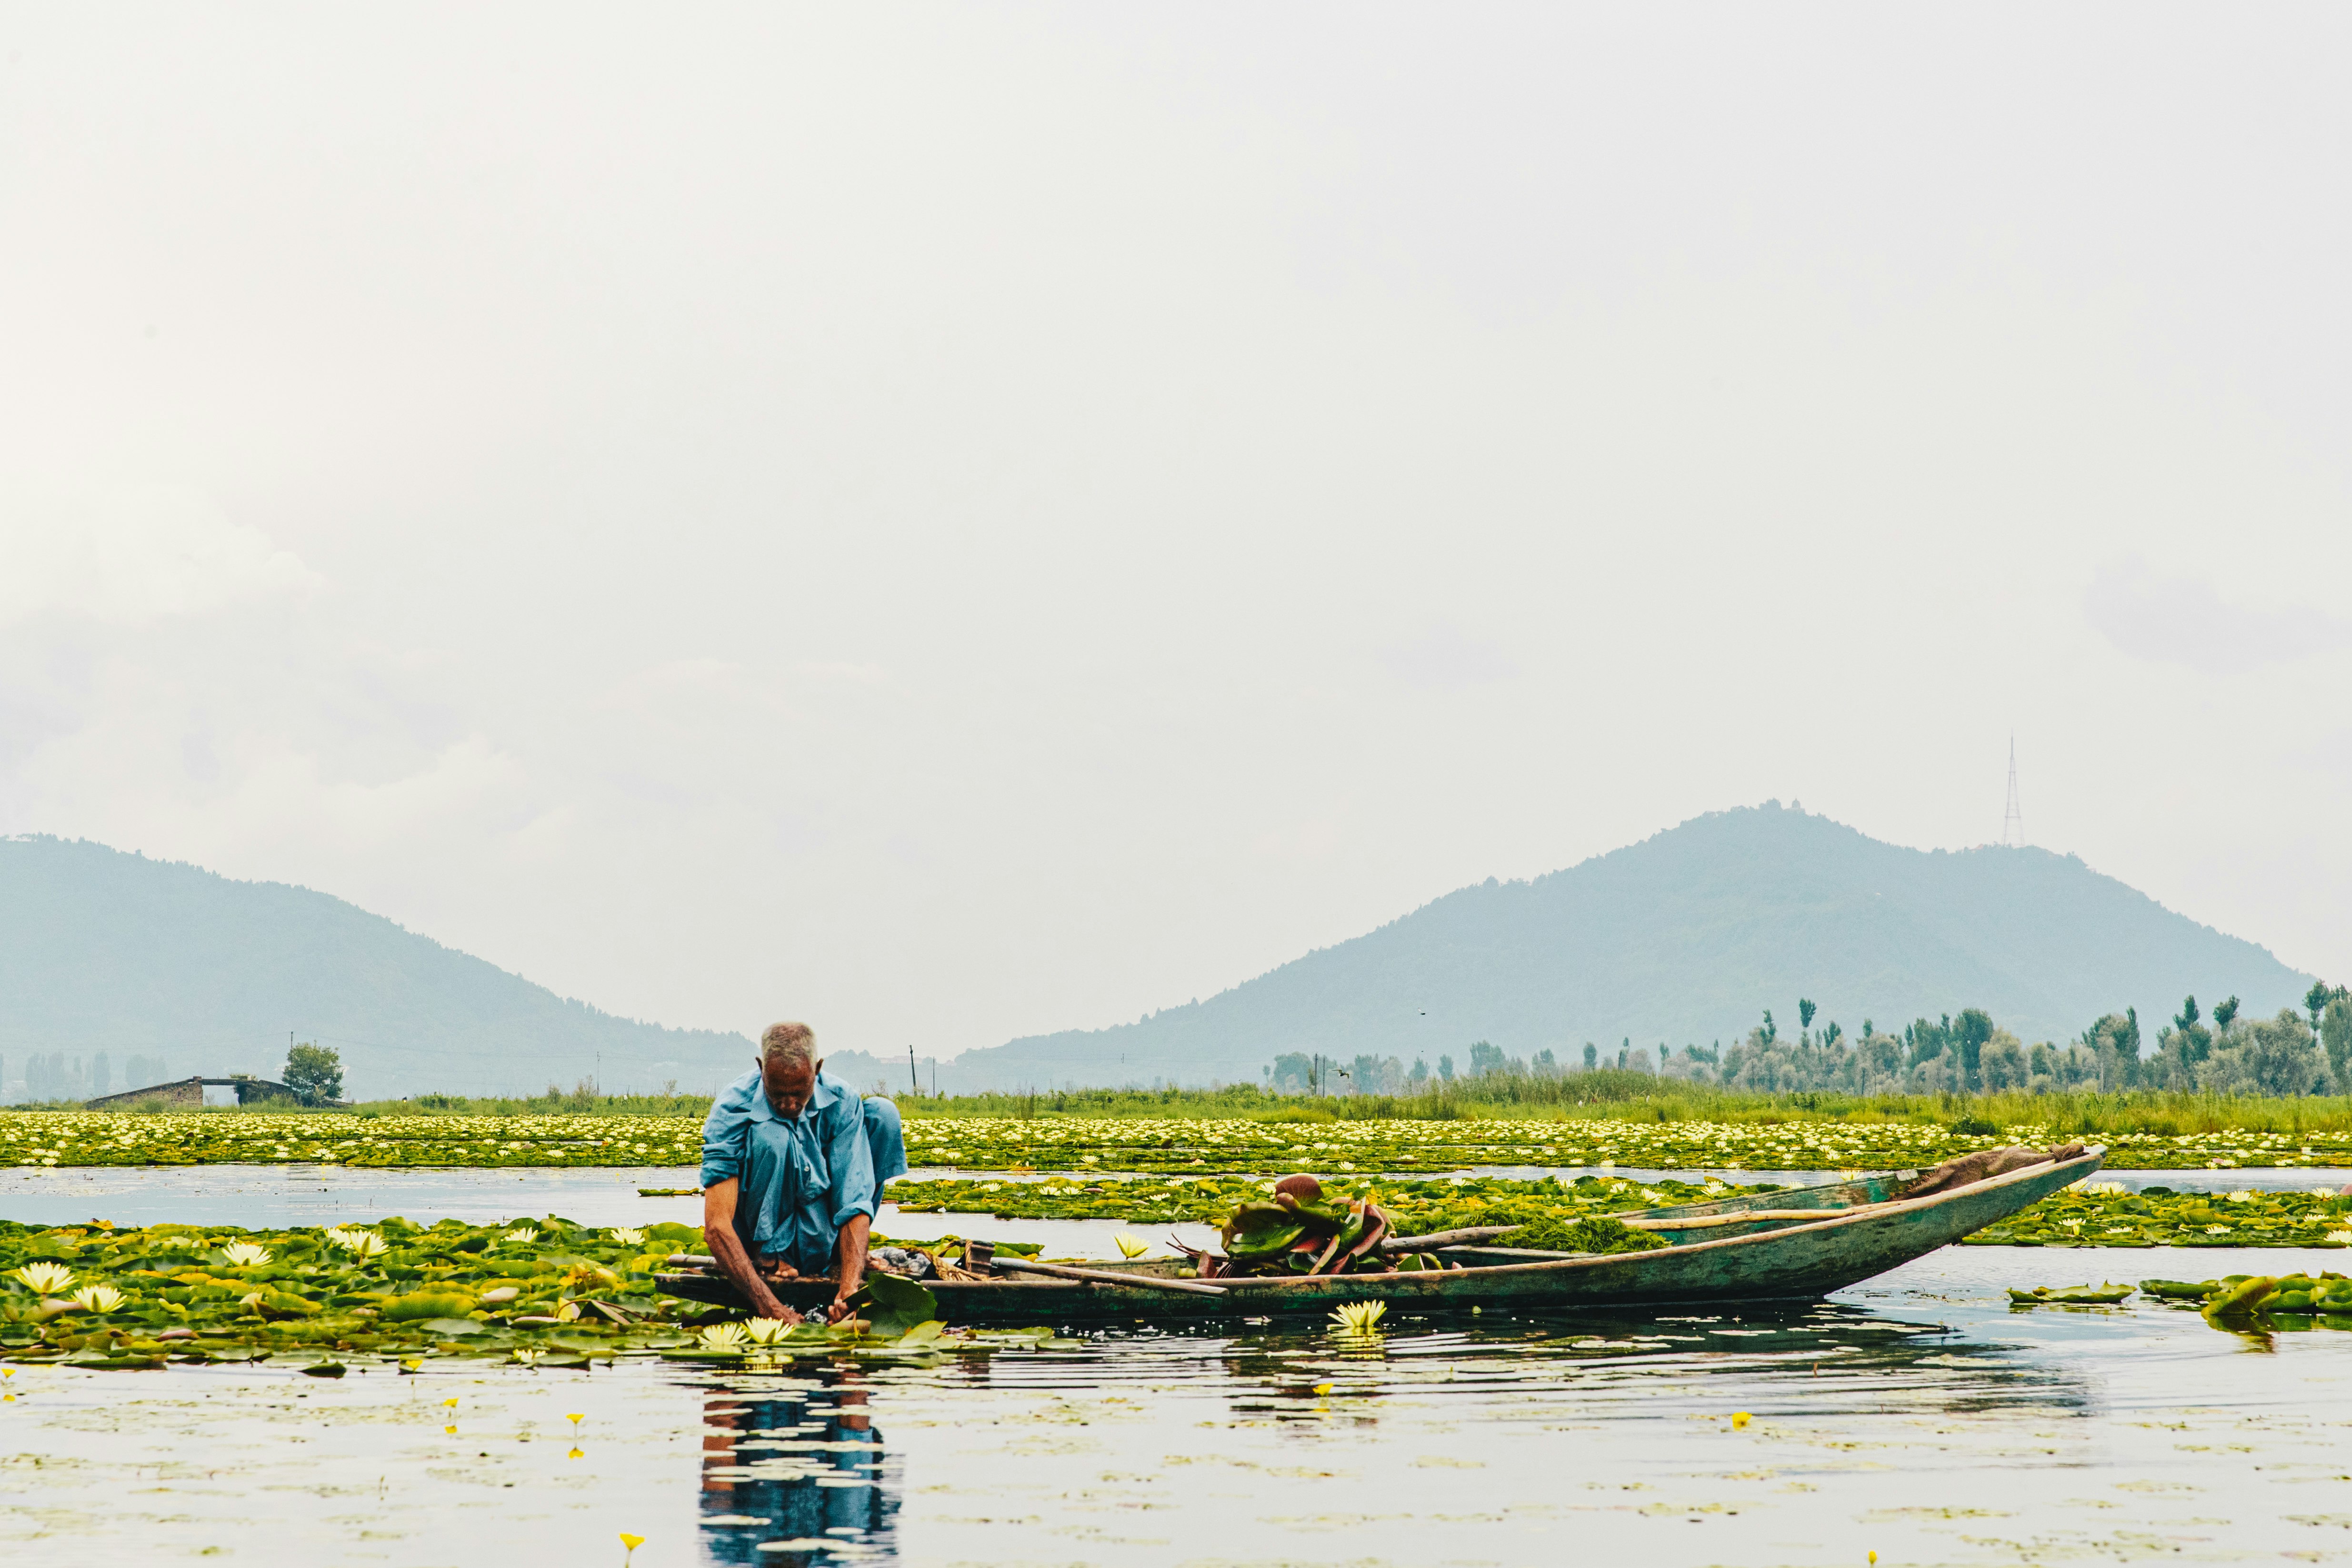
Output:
top-left (1330, 1300), bottom-right (1388, 1335)
top-left (70, 1284), bottom-right (125, 1312)
top-left (325, 1228), bottom-right (389, 1258)
top-left (13, 1262), bottom-right (74, 1294)
top-left (741, 1316), bottom-right (791, 1346)
top-left (503, 1227), bottom-right (540, 1245)
top-left (697, 1321), bottom-right (750, 1349)
top-left (510, 1348), bottom-right (543, 1367)
top-left (608, 1228), bottom-right (646, 1246)
top-left (221, 1243), bottom-right (272, 1267)
top-left (2205, 1225), bottom-right (2232, 1235)
top-left (2226, 1190), bottom-right (2258, 1203)
top-left (2080, 1181), bottom-right (2128, 1197)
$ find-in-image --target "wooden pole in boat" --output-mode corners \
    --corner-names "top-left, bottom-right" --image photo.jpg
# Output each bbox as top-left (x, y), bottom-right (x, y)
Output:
top-left (1378, 1226), bottom-right (1518, 1252)
top-left (989, 1258), bottom-right (1229, 1296)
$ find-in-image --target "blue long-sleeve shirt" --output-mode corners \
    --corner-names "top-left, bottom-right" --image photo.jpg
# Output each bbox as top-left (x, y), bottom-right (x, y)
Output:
top-left (700, 1068), bottom-right (878, 1276)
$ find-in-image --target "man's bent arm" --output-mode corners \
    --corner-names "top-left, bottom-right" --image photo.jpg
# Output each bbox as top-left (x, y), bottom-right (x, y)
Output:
top-left (704, 1178), bottom-right (797, 1322)
top-left (828, 1212), bottom-right (871, 1323)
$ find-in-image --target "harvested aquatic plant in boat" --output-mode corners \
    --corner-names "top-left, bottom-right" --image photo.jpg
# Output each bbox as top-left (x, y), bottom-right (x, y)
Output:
top-left (1191, 1177), bottom-right (1397, 1277)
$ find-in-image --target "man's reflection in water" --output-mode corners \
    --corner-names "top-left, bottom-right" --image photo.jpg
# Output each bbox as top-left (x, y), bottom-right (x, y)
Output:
top-left (700, 1371), bottom-right (894, 1564)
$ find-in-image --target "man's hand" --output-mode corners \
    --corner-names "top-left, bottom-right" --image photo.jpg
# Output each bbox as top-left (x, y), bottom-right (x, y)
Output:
top-left (827, 1212), bottom-right (872, 1324)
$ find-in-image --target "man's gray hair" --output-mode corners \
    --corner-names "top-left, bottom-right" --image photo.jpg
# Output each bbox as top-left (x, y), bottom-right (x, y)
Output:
top-left (760, 1021), bottom-right (817, 1072)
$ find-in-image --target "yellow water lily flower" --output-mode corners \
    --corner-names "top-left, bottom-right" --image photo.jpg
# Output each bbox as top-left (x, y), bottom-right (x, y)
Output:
top-left (1114, 1234), bottom-right (1150, 1259)
top-left (510, 1348), bottom-right (543, 1367)
top-left (567, 1412), bottom-right (585, 1427)
top-left (741, 1316), bottom-right (791, 1346)
top-left (1731, 1411), bottom-right (1752, 1429)
top-left (554, 1301), bottom-right (581, 1322)
top-left (69, 1284), bottom-right (125, 1313)
top-left (12, 1262), bottom-right (73, 1295)
top-left (221, 1242), bottom-right (272, 1267)
top-left (697, 1321), bottom-right (750, 1350)
top-left (621, 1532), bottom-right (645, 1563)
top-left (1330, 1299), bottom-right (1388, 1335)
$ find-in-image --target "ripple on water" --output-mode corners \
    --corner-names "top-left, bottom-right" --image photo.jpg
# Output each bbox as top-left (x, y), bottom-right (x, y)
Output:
top-left (7, 1176), bottom-right (2352, 1565)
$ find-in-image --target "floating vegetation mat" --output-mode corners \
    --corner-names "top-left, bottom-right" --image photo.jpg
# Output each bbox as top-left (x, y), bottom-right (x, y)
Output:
top-left (893, 1172), bottom-right (2352, 1248)
top-left (1962, 1182), bottom-right (2352, 1248)
top-left (2009, 1272), bottom-right (2352, 1338)
top-left (10, 1110), bottom-right (2352, 1171)
top-left (1, 1112), bottom-right (701, 1168)
top-left (891, 1171), bottom-right (1777, 1230)
top-left (897, 1118), bottom-right (2352, 1172)
top-left (0, 1217), bottom-right (1051, 1371)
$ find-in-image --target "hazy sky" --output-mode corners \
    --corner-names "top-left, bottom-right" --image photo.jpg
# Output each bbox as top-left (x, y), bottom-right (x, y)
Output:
top-left (5, 7), bottom-right (2349, 1060)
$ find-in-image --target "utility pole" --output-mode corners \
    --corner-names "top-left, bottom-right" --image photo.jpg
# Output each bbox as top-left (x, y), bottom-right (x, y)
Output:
top-left (2002, 737), bottom-right (2025, 847)
top-left (909, 1044), bottom-right (920, 1098)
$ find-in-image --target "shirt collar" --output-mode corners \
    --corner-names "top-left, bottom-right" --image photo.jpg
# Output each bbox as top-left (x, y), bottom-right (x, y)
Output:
top-left (746, 1069), bottom-right (840, 1125)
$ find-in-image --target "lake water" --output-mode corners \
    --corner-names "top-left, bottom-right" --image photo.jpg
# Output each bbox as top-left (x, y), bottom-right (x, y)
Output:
top-left (14, 1161), bottom-right (2333, 1232)
top-left (10, 1169), bottom-right (2352, 1566)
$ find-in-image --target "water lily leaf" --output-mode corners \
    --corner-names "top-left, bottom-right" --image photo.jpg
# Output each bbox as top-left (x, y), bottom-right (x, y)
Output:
top-left (853, 1272), bottom-right (937, 1337)
top-left (1221, 1204), bottom-right (1310, 1261)
top-left (895, 1319), bottom-right (946, 1347)
top-left (419, 1318), bottom-right (486, 1336)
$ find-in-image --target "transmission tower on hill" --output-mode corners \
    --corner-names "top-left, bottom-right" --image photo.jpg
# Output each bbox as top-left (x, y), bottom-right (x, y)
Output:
top-left (2001, 736), bottom-right (2025, 847)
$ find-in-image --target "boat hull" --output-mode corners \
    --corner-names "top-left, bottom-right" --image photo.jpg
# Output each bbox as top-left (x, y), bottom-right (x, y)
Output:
top-left (662, 1149), bottom-right (2102, 1325)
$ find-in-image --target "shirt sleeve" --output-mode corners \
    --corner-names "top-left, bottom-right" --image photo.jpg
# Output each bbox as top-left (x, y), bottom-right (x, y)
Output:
top-left (700, 1076), bottom-right (755, 1188)
top-left (822, 1084), bottom-right (879, 1228)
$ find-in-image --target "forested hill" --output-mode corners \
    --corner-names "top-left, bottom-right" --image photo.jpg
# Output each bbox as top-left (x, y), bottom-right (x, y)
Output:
top-left (0, 836), bottom-right (752, 1100)
top-left (939, 803), bottom-right (2316, 1091)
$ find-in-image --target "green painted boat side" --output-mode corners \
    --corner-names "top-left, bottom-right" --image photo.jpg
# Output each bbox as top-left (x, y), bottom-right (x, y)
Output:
top-left (663, 1149), bottom-right (2103, 1325)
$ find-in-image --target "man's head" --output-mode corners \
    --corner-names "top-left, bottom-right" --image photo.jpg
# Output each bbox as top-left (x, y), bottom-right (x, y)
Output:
top-left (759, 1021), bottom-right (820, 1118)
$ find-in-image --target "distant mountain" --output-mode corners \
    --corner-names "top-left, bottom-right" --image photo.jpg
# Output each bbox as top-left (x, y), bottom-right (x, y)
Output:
top-left (0, 836), bottom-right (752, 1100)
top-left (4, 809), bottom-right (2319, 1103)
top-left (935, 803), bottom-right (2318, 1091)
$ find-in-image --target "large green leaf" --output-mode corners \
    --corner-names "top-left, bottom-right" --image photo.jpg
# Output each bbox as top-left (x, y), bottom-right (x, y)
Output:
top-left (854, 1271), bottom-right (937, 1336)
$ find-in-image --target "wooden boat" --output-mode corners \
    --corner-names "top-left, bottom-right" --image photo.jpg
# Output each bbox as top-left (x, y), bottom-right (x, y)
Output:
top-left (659, 1147), bottom-right (2103, 1325)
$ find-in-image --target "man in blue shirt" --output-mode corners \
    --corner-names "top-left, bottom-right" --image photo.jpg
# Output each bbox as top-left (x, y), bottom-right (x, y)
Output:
top-left (701, 1021), bottom-right (909, 1323)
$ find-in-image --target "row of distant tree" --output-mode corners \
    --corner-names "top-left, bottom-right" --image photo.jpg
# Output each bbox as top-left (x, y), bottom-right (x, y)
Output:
top-left (6, 1042), bottom-right (345, 1106)
top-left (8, 1051), bottom-right (174, 1103)
top-left (1268, 982), bottom-right (2352, 1099)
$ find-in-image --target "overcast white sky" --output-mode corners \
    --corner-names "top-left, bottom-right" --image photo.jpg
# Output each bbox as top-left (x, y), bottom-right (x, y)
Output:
top-left (4, 6), bottom-right (2349, 1059)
